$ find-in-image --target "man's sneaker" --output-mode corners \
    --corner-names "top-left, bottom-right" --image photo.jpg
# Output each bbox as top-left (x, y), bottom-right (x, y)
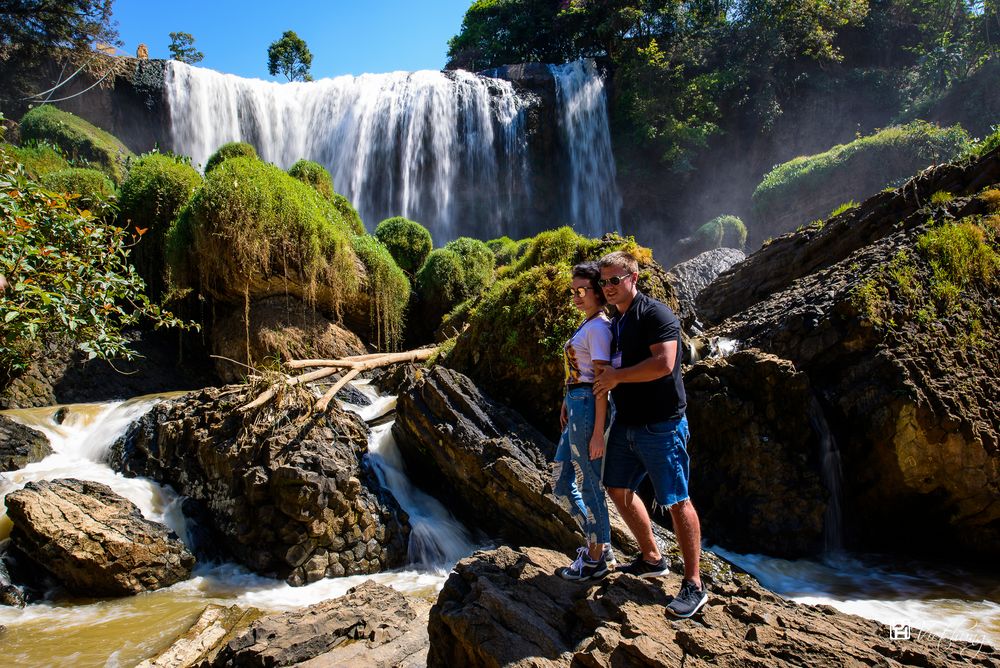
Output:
top-left (557, 546), bottom-right (610, 582)
top-left (666, 579), bottom-right (709, 618)
top-left (618, 554), bottom-right (670, 578)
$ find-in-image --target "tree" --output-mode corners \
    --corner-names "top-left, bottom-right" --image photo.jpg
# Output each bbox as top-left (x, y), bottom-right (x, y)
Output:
top-left (168, 31), bottom-right (204, 64)
top-left (267, 30), bottom-right (313, 82)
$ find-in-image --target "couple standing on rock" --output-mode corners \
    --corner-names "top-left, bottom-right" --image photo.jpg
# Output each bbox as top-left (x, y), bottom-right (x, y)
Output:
top-left (552, 250), bottom-right (708, 619)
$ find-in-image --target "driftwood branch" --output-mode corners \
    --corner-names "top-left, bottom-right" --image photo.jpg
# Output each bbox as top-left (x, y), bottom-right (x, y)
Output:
top-left (238, 347), bottom-right (437, 413)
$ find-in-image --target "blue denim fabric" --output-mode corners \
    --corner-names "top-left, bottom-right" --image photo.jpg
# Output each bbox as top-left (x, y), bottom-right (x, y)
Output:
top-left (603, 414), bottom-right (691, 508)
top-left (552, 386), bottom-right (611, 545)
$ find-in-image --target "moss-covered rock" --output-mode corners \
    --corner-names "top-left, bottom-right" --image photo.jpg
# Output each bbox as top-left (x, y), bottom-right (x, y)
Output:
top-left (485, 236), bottom-right (519, 266)
top-left (752, 121), bottom-right (970, 240)
top-left (374, 216), bottom-right (432, 275)
top-left (119, 152), bottom-right (202, 300)
top-left (203, 141), bottom-right (258, 174)
top-left (0, 142), bottom-right (68, 179)
top-left (39, 167), bottom-right (116, 209)
top-left (331, 193), bottom-right (365, 235)
top-left (288, 159), bottom-right (334, 200)
top-left (166, 156), bottom-right (358, 318)
top-left (19, 105), bottom-right (134, 183)
top-left (674, 215), bottom-right (748, 262)
top-left (349, 235), bottom-right (410, 350)
top-left (412, 237), bottom-right (496, 341)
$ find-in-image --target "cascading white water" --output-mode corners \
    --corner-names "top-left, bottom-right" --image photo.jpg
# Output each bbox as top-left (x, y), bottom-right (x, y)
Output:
top-left (549, 59), bottom-right (622, 238)
top-left (165, 62), bottom-right (532, 241)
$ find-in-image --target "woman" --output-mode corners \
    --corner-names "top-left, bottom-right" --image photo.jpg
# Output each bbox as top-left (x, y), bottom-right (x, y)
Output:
top-left (553, 261), bottom-right (613, 581)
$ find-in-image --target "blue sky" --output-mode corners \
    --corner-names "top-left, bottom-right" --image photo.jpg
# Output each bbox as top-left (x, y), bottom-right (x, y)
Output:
top-left (113, 0), bottom-right (473, 79)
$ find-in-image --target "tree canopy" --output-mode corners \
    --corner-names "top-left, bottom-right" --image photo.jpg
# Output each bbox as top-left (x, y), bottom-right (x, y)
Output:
top-left (168, 31), bottom-right (204, 64)
top-left (267, 30), bottom-right (313, 82)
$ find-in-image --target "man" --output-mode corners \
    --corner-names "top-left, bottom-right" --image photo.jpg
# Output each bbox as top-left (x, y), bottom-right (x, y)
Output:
top-left (592, 250), bottom-right (707, 619)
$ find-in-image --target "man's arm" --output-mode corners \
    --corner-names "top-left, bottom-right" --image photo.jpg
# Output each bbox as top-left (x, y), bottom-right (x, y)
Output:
top-left (593, 341), bottom-right (676, 394)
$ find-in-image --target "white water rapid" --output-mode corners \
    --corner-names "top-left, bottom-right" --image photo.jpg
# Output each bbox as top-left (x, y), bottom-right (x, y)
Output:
top-left (0, 383), bottom-right (477, 667)
top-left (164, 60), bottom-right (622, 242)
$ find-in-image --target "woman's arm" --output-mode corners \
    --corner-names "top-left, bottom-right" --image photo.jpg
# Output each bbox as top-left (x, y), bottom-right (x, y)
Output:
top-left (590, 360), bottom-right (609, 460)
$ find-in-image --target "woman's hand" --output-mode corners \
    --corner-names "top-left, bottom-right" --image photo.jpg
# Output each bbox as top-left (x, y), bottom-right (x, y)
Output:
top-left (560, 399), bottom-right (568, 430)
top-left (589, 430), bottom-right (605, 461)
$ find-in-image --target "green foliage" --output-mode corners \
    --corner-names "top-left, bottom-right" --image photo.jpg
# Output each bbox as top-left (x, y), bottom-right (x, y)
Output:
top-left (753, 122), bottom-right (971, 223)
top-left (167, 156), bottom-right (357, 309)
top-left (349, 235), bottom-right (409, 350)
top-left (118, 152), bottom-right (202, 299)
top-left (39, 167), bottom-right (115, 209)
top-left (443, 237), bottom-right (495, 295)
top-left (330, 193), bottom-right (365, 235)
top-left (0, 155), bottom-right (186, 375)
top-left (929, 190), bottom-right (953, 205)
top-left (851, 278), bottom-right (890, 328)
top-left (19, 105), bottom-right (134, 183)
top-left (288, 159), bottom-right (334, 200)
top-left (0, 142), bottom-right (68, 179)
top-left (963, 125), bottom-right (1000, 161)
top-left (168, 32), bottom-right (204, 64)
top-left (693, 215), bottom-right (748, 250)
top-left (204, 141), bottom-right (258, 173)
top-left (485, 235), bottom-right (519, 266)
top-left (830, 201), bottom-right (859, 217)
top-left (267, 30), bottom-right (313, 82)
top-left (374, 216), bottom-right (433, 275)
top-left (918, 221), bottom-right (999, 312)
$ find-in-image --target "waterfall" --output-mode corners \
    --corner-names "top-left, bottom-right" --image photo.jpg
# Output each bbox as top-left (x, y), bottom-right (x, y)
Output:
top-left (164, 59), bottom-right (622, 242)
top-left (165, 62), bottom-right (531, 242)
top-left (548, 59), bottom-right (622, 237)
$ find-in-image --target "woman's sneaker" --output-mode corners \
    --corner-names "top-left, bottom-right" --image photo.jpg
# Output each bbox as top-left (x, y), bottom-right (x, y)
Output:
top-left (618, 554), bottom-right (670, 578)
top-left (603, 545), bottom-right (617, 569)
top-left (557, 546), bottom-right (610, 582)
top-left (666, 579), bottom-right (709, 618)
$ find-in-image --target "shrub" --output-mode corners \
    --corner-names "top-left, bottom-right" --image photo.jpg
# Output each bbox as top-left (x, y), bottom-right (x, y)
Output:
top-left (374, 216), bottom-right (433, 275)
top-left (119, 152), bottom-right (202, 299)
top-left (414, 248), bottom-right (467, 330)
top-left (40, 167), bottom-right (116, 209)
top-left (0, 142), bottom-right (68, 179)
top-left (331, 193), bottom-right (365, 235)
top-left (19, 105), bottom-right (134, 183)
top-left (507, 226), bottom-right (653, 278)
top-left (485, 235), bottom-right (519, 266)
top-left (693, 215), bottom-right (747, 249)
top-left (167, 156), bottom-right (357, 314)
top-left (288, 159), bottom-right (334, 200)
top-left (349, 235), bottom-right (409, 350)
top-left (0, 156), bottom-right (186, 375)
top-left (204, 141), bottom-right (258, 173)
top-left (918, 221), bottom-right (999, 312)
top-left (929, 191), bottom-right (953, 206)
top-left (443, 237), bottom-right (495, 296)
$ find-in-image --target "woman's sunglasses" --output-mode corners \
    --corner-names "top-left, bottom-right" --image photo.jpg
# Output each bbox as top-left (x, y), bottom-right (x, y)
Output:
top-left (566, 286), bottom-right (595, 299)
top-left (597, 273), bottom-right (632, 287)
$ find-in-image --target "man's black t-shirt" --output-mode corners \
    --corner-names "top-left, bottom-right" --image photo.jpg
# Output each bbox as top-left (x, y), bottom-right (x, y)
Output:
top-left (609, 291), bottom-right (687, 425)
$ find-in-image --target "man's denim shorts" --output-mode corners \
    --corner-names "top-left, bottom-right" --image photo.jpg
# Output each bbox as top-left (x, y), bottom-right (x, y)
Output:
top-left (603, 414), bottom-right (691, 508)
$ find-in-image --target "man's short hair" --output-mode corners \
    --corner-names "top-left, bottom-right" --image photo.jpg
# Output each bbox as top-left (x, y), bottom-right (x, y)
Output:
top-left (598, 250), bottom-right (639, 275)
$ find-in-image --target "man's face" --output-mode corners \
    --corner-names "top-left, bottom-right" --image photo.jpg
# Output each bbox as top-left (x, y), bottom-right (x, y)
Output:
top-left (599, 265), bottom-right (635, 307)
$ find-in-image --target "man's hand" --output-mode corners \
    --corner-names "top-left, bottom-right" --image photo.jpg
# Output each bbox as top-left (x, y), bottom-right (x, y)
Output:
top-left (589, 430), bottom-right (605, 461)
top-left (560, 399), bottom-right (568, 430)
top-left (593, 366), bottom-right (621, 395)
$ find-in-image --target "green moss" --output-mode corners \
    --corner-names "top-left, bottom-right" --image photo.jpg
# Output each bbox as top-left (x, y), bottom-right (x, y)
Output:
top-left (331, 193), bottom-right (365, 235)
top-left (851, 278), bottom-right (890, 328)
top-left (204, 141), bottom-right (258, 174)
top-left (485, 235), bottom-right (518, 266)
top-left (0, 142), bottom-right (68, 179)
top-left (693, 215), bottom-right (747, 249)
top-left (830, 201), bottom-right (859, 217)
top-left (753, 122), bottom-right (970, 224)
top-left (19, 105), bottom-right (134, 183)
top-left (443, 237), bottom-right (495, 295)
top-left (929, 191), bottom-right (953, 206)
top-left (374, 216), bottom-right (433, 274)
top-left (506, 226), bottom-right (653, 278)
top-left (918, 221), bottom-right (999, 313)
top-left (977, 188), bottom-right (1000, 213)
top-left (349, 235), bottom-right (410, 350)
top-left (40, 167), bottom-right (116, 209)
top-left (167, 156), bottom-right (357, 311)
top-left (119, 152), bottom-right (202, 299)
top-left (288, 159), bottom-right (334, 200)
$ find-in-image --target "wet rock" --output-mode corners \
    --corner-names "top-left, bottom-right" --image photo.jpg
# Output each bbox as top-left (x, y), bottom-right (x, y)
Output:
top-left (211, 295), bottom-right (367, 384)
top-left (0, 547), bottom-right (25, 608)
top-left (685, 350), bottom-right (831, 556)
top-left (136, 604), bottom-right (264, 668)
top-left (110, 385), bottom-right (408, 585)
top-left (666, 247), bottom-right (745, 328)
top-left (4, 479), bottom-right (194, 596)
top-left (0, 414), bottom-right (51, 471)
top-left (428, 545), bottom-right (1000, 668)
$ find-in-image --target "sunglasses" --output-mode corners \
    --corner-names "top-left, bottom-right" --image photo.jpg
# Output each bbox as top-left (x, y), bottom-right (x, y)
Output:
top-left (597, 273), bottom-right (632, 287)
top-left (566, 286), bottom-right (596, 299)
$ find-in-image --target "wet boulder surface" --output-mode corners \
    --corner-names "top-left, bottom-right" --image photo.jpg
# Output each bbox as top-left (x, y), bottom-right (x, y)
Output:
top-left (110, 385), bottom-right (409, 585)
top-left (0, 414), bottom-right (51, 471)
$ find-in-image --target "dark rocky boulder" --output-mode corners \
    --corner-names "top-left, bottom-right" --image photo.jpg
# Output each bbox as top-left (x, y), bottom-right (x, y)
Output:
top-left (4, 479), bottom-right (194, 596)
top-left (110, 385), bottom-right (409, 585)
top-left (0, 546), bottom-right (26, 607)
top-left (666, 247), bottom-right (745, 328)
top-left (0, 414), bottom-right (51, 470)
top-left (428, 545), bottom-right (999, 668)
top-left (694, 147), bottom-right (1000, 559)
top-left (685, 350), bottom-right (833, 557)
